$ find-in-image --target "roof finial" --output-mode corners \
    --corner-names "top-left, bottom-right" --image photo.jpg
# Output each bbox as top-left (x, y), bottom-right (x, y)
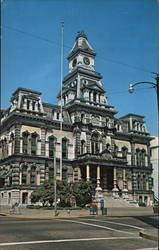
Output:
top-left (76, 30), bottom-right (87, 40)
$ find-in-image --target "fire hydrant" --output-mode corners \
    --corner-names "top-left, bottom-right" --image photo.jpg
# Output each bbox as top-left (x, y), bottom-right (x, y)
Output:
top-left (67, 209), bottom-right (71, 216)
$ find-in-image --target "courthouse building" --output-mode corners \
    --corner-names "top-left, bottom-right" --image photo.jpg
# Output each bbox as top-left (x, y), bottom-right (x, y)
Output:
top-left (0, 32), bottom-right (154, 206)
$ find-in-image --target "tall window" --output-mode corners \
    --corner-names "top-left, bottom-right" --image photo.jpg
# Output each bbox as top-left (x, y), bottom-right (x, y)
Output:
top-left (62, 138), bottom-right (68, 158)
top-left (141, 149), bottom-right (146, 166)
top-left (23, 132), bottom-right (29, 154)
top-left (30, 166), bottom-right (36, 184)
top-left (91, 133), bottom-right (100, 154)
top-left (49, 137), bottom-right (55, 157)
top-left (136, 149), bottom-right (140, 166)
top-left (62, 168), bottom-right (67, 182)
top-left (10, 133), bottom-right (15, 155)
top-left (22, 166), bottom-right (27, 184)
top-left (93, 92), bottom-right (97, 102)
top-left (80, 140), bottom-right (85, 155)
top-left (31, 133), bottom-right (37, 155)
top-left (49, 168), bottom-right (54, 183)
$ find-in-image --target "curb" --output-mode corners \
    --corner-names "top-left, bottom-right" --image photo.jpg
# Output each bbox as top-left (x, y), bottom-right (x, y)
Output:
top-left (139, 230), bottom-right (158, 241)
top-left (0, 212), bottom-right (98, 219)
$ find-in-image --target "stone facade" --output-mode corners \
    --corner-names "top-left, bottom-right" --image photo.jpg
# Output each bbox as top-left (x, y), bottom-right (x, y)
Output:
top-left (0, 32), bottom-right (154, 206)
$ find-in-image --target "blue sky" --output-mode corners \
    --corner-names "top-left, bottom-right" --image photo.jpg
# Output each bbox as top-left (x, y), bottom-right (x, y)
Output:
top-left (1, 0), bottom-right (159, 135)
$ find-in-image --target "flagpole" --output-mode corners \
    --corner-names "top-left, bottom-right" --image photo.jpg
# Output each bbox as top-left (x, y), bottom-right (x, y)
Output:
top-left (60, 21), bottom-right (64, 180)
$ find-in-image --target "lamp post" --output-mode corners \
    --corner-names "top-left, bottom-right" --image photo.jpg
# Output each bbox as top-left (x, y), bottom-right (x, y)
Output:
top-left (128, 74), bottom-right (159, 118)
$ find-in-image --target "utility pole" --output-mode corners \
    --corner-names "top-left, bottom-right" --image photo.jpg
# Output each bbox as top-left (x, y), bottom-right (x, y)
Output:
top-left (54, 142), bottom-right (57, 216)
top-left (60, 21), bottom-right (64, 180)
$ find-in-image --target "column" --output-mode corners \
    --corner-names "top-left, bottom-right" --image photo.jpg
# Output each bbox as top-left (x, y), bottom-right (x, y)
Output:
top-left (112, 167), bottom-right (119, 192)
top-left (86, 165), bottom-right (90, 182)
top-left (122, 168), bottom-right (128, 198)
top-left (90, 92), bottom-right (93, 102)
top-left (78, 167), bottom-right (81, 180)
top-left (96, 165), bottom-right (102, 191)
top-left (29, 100), bottom-right (32, 111)
top-left (96, 93), bottom-right (99, 103)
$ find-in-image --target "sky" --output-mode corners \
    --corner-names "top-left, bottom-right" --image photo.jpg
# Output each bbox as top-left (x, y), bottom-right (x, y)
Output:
top-left (1, 0), bottom-right (159, 135)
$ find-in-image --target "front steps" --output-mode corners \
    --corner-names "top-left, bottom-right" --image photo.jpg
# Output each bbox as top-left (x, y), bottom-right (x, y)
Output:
top-left (103, 194), bottom-right (138, 208)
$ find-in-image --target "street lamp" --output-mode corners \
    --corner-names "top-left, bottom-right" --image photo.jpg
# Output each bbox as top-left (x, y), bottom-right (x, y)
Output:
top-left (128, 74), bottom-right (159, 117)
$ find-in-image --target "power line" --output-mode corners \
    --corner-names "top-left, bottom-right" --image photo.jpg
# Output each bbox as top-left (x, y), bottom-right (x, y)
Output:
top-left (1, 25), bottom-right (154, 74)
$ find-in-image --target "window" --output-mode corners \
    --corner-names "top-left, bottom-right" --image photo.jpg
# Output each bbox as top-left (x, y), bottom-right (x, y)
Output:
top-left (49, 137), bottom-right (55, 157)
top-left (91, 133), bottom-right (100, 154)
top-left (23, 132), bottom-right (29, 154)
top-left (80, 140), bottom-right (85, 155)
top-left (141, 149), bottom-right (146, 166)
top-left (32, 101), bottom-right (36, 111)
top-left (31, 134), bottom-right (37, 155)
top-left (22, 166), bottom-right (27, 184)
top-left (62, 138), bottom-right (68, 158)
top-left (27, 100), bottom-right (30, 110)
top-left (30, 166), bottom-right (36, 184)
top-left (62, 168), bottom-right (67, 182)
top-left (10, 133), bottom-right (14, 154)
top-left (56, 112), bottom-right (59, 120)
top-left (49, 168), bottom-right (54, 183)
top-left (93, 92), bottom-right (97, 102)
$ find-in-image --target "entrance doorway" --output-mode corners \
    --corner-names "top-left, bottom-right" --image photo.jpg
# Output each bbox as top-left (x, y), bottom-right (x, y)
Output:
top-left (101, 167), bottom-right (113, 190)
top-left (22, 192), bottom-right (28, 204)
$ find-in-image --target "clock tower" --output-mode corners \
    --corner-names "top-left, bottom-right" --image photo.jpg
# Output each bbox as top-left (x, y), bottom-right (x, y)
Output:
top-left (68, 31), bottom-right (96, 73)
top-left (57, 31), bottom-right (112, 110)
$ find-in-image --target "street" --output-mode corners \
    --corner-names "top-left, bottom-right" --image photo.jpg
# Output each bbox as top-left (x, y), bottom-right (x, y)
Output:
top-left (0, 215), bottom-right (158, 250)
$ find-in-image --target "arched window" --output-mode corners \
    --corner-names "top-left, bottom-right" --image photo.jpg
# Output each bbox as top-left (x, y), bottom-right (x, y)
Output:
top-left (91, 133), bottom-right (100, 154)
top-left (93, 92), bottom-right (97, 102)
top-left (136, 148), bottom-right (140, 166)
top-left (143, 175), bottom-right (147, 190)
top-left (30, 166), bottom-right (36, 184)
top-left (10, 133), bottom-right (15, 155)
top-left (62, 167), bottom-right (67, 182)
top-left (141, 149), bottom-right (146, 166)
top-left (62, 138), bottom-right (68, 159)
top-left (49, 136), bottom-right (55, 157)
top-left (22, 132), bottom-right (29, 154)
top-left (22, 165), bottom-right (27, 184)
top-left (31, 133), bottom-right (37, 155)
top-left (80, 140), bottom-right (85, 155)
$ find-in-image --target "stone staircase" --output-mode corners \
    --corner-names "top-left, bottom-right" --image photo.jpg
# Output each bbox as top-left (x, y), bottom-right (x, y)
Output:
top-left (103, 194), bottom-right (138, 208)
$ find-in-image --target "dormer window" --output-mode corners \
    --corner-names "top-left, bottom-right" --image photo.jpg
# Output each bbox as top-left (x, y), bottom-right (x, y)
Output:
top-left (27, 100), bottom-right (30, 110)
top-left (93, 92), bottom-right (97, 102)
top-left (32, 101), bottom-right (36, 111)
top-left (56, 112), bottom-right (59, 120)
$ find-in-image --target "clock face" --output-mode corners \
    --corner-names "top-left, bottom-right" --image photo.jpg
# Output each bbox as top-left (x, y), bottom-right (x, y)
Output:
top-left (72, 59), bottom-right (77, 67)
top-left (83, 57), bottom-right (90, 65)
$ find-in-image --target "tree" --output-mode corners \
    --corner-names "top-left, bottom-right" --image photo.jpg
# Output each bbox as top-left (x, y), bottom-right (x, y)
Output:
top-left (72, 180), bottom-right (93, 207)
top-left (30, 181), bottom-right (54, 207)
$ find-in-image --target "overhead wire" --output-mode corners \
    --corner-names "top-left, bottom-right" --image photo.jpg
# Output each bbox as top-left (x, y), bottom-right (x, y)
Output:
top-left (1, 25), bottom-right (155, 75)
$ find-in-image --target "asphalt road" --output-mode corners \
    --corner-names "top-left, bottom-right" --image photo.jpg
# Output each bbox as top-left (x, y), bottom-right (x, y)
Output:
top-left (0, 215), bottom-right (158, 250)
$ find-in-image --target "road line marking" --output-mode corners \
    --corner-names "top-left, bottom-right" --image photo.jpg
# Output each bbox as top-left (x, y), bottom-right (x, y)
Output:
top-left (56, 219), bottom-right (135, 235)
top-left (0, 237), bottom-right (140, 246)
top-left (81, 218), bottom-right (143, 230)
top-left (134, 248), bottom-right (158, 250)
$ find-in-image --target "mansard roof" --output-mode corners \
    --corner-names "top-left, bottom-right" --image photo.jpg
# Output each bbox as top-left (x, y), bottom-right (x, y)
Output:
top-left (12, 87), bottom-right (41, 96)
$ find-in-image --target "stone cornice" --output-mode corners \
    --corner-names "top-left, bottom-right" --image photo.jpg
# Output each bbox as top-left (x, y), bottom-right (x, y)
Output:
top-left (65, 102), bottom-right (117, 116)
top-left (0, 112), bottom-right (72, 134)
